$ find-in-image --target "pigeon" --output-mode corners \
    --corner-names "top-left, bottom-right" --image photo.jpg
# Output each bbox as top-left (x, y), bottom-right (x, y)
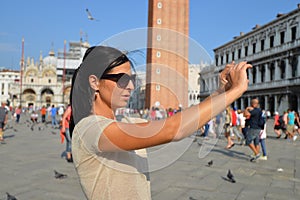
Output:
top-left (6, 192), bottom-right (18, 200)
top-left (13, 129), bottom-right (18, 132)
top-left (30, 125), bottom-right (34, 131)
top-left (227, 169), bottom-right (236, 183)
top-left (54, 170), bottom-right (67, 179)
top-left (189, 197), bottom-right (197, 200)
top-left (51, 131), bottom-right (56, 135)
top-left (207, 160), bottom-right (213, 167)
top-left (86, 8), bottom-right (99, 21)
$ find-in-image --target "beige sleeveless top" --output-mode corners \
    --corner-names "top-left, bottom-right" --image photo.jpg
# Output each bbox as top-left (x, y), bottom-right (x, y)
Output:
top-left (72, 115), bottom-right (151, 200)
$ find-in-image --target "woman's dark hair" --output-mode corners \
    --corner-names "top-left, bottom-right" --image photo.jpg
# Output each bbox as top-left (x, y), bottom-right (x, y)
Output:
top-left (69, 46), bottom-right (130, 136)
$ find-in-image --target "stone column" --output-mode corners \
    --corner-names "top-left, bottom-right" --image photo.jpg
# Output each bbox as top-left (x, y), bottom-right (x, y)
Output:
top-left (4, 82), bottom-right (8, 96)
top-left (274, 95), bottom-right (278, 112)
top-left (264, 95), bottom-right (269, 111)
top-left (297, 55), bottom-right (300, 77)
top-left (0, 82), bottom-right (2, 97)
top-left (256, 66), bottom-right (261, 83)
top-left (274, 60), bottom-right (280, 80)
top-left (248, 68), bottom-right (253, 84)
top-left (297, 95), bottom-right (300, 112)
top-left (286, 58), bottom-right (291, 79)
top-left (241, 97), bottom-right (244, 109)
top-left (209, 78), bottom-right (212, 92)
top-left (265, 63), bottom-right (270, 82)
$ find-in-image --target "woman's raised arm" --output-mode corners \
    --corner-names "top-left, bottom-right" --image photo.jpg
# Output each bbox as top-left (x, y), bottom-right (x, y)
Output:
top-left (99, 62), bottom-right (252, 151)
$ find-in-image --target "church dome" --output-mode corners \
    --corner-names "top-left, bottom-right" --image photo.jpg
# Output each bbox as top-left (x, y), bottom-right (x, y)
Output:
top-left (82, 41), bottom-right (90, 48)
top-left (43, 50), bottom-right (57, 66)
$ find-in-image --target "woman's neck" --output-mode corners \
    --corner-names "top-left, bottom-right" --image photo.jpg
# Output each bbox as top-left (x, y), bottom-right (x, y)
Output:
top-left (93, 100), bottom-right (115, 119)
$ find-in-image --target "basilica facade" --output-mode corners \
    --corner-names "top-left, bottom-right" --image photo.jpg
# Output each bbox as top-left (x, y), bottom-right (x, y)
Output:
top-left (4, 40), bottom-right (89, 109)
top-left (200, 4), bottom-right (300, 114)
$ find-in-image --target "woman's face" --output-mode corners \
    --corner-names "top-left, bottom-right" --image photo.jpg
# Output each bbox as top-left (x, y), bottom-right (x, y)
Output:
top-left (98, 61), bottom-right (134, 110)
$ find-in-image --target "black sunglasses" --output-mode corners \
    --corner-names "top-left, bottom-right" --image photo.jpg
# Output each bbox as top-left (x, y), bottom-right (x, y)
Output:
top-left (101, 73), bottom-right (136, 89)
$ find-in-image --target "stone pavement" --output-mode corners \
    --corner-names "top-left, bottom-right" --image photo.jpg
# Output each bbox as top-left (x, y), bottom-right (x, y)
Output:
top-left (0, 114), bottom-right (300, 200)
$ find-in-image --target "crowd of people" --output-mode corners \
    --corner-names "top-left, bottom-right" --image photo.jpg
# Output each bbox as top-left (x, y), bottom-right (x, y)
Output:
top-left (194, 98), bottom-right (300, 162)
top-left (0, 103), bottom-right (73, 163)
top-left (2, 98), bottom-right (300, 165)
top-left (118, 100), bottom-right (300, 163)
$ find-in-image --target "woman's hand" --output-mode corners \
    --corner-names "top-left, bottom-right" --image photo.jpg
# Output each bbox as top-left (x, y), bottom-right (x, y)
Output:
top-left (218, 61), bottom-right (252, 94)
top-left (218, 61), bottom-right (235, 92)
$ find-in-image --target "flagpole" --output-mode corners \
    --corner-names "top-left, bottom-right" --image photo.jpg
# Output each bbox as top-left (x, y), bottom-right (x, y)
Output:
top-left (20, 37), bottom-right (24, 106)
top-left (62, 40), bottom-right (66, 103)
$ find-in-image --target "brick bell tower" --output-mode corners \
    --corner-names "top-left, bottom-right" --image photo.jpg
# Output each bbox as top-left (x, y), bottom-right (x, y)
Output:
top-left (146, 0), bottom-right (189, 110)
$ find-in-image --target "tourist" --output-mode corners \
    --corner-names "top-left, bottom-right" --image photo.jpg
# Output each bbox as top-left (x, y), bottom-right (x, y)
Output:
top-left (50, 105), bottom-right (58, 128)
top-left (230, 107), bottom-right (244, 143)
top-left (15, 105), bottom-right (22, 123)
top-left (258, 115), bottom-right (268, 160)
top-left (287, 109), bottom-right (297, 141)
top-left (61, 104), bottom-right (73, 162)
top-left (244, 98), bottom-right (263, 162)
top-left (30, 111), bottom-right (38, 123)
top-left (294, 111), bottom-right (300, 136)
top-left (70, 46), bottom-right (251, 199)
top-left (282, 111), bottom-right (288, 139)
top-left (40, 106), bottom-right (47, 123)
top-left (237, 109), bottom-right (246, 145)
top-left (273, 111), bottom-right (282, 138)
top-left (224, 106), bottom-right (235, 149)
top-left (0, 102), bottom-right (8, 143)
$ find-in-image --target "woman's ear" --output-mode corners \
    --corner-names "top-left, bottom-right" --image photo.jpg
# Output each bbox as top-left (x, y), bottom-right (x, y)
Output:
top-left (89, 75), bottom-right (99, 91)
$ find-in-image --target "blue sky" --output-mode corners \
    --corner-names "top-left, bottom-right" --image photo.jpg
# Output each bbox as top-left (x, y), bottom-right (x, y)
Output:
top-left (0, 0), bottom-right (299, 70)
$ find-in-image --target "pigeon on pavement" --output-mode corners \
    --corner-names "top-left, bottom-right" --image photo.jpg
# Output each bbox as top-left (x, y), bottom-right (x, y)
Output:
top-left (54, 170), bottom-right (67, 179)
top-left (227, 169), bottom-right (236, 183)
top-left (207, 160), bottom-right (213, 167)
top-left (6, 192), bottom-right (18, 200)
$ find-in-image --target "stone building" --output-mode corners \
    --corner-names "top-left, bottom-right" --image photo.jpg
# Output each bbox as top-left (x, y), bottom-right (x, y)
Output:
top-left (188, 64), bottom-right (201, 107)
top-left (200, 4), bottom-right (300, 114)
top-left (3, 40), bottom-right (89, 109)
top-left (0, 69), bottom-right (20, 106)
top-left (10, 50), bottom-right (65, 108)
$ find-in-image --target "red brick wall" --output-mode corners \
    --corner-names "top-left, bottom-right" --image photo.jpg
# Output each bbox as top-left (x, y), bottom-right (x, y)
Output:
top-left (146, 0), bottom-right (189, 110)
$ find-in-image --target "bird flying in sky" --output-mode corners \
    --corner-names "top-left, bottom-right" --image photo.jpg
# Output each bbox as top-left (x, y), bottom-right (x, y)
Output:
top-left (86, 8), bottom-right (99, 21)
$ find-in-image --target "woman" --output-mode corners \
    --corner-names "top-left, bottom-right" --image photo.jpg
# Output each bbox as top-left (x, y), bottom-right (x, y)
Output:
top-left (273, 111), bottom-right (281, 138)
top-left (61, 104), bottom-right (72, 162)
top-left (15, 105), bottom-right (22, 123)
top-left (71, 46), bottom-right (251, 200)
top-left (224, 106), bottom-right (235, 149)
